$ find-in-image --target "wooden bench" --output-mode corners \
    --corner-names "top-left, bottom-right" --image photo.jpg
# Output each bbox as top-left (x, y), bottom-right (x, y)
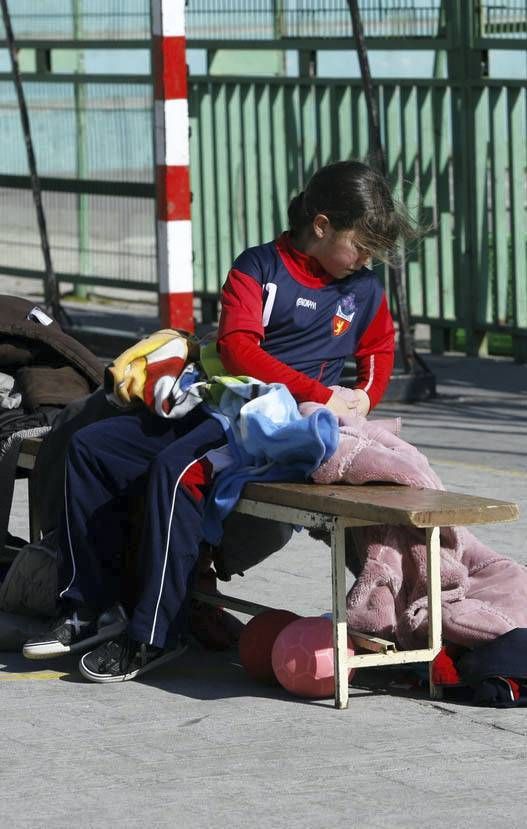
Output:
top-left (12, 438), bottom-right (519, 709)
top-left (199, 482), bottom-right (518, 708)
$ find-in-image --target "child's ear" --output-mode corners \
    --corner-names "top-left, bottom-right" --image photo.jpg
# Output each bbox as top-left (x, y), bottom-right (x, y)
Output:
top-left (313, 213), bottom-right (330, 239)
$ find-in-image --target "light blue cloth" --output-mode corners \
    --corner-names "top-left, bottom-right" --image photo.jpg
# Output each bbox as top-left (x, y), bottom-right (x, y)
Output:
top-left (202, 379), bottom-right (338, 544)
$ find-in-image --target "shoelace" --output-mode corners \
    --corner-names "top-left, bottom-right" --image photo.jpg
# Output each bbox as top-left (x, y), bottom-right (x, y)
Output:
top-left (64, 612), bottom-right (91, 636)
top-left (51, 613), bottom-right (90, 642)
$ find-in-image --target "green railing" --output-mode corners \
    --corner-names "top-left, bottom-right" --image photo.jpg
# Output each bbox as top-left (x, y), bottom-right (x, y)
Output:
top-left (189, 75), bottom-right (527, 358)
top-left (4, 1), bottom-right (525, 44)
top-left (0, 76), bottom-right (156, 291)
top-left (186, 1), bottom-right (444, 41)
top-left (0, 1), bottom-right (525, 358)
top-left (0, 0), bottom-right (151, 41)
top-left (480, 0), bottom-right (527, 39)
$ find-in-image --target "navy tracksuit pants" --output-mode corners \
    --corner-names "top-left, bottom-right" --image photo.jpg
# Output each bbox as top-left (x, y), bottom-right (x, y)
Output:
top-left (57, 405), bottom-right (226, 648)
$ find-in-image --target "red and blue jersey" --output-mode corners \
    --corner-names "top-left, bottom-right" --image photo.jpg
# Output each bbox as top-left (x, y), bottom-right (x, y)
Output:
top-left (218, 233), bottom-right (395, 409)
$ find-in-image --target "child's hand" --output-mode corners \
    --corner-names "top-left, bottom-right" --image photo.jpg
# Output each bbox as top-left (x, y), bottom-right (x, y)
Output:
top-left (326, 391), bottom-right (359, 417)
top-left (351, 388), bottom-right (371, 417)
top-left (326, 389), bottom-right (370, 418)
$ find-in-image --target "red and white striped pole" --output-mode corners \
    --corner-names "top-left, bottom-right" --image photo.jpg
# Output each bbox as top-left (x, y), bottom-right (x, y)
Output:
top-left (151, 0), bottom-right (194, 332)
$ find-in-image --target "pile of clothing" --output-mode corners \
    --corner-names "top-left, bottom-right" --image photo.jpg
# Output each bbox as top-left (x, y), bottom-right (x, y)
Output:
top-left (302, 393), bottom-right (527, 707)
top-left (0, 295), bottom-right (103, 556)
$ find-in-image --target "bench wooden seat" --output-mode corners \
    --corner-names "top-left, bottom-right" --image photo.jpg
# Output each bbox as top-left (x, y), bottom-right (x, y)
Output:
top-left (10, 437), bottom-right (520, 710)
top-left (241, 481), bottom-right (519, 528)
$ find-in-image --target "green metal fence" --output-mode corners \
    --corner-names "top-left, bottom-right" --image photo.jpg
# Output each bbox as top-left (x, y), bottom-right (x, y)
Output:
top-left (0, 0), bottom-right (526, 357)
top-left (0, 76), bottom-right (156, 291)
top-left (480, 0), bottom-right (527, 39)
top-left (3, 1), bottom-right (526, 42)
top-left (0, 2), bottom-right (155, 293)
top-left (187, 1), bottom-right (444, 41)
top-left (0, 1), bottom-right (150, 41)
top-left (188, 74), bottom-right (527, 358)
top-left (186, 1), bottom-right (527, 44)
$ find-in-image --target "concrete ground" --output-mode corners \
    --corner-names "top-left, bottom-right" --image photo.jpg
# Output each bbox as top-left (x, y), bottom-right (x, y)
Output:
top-left (2, 297), bottom-right (527, 828)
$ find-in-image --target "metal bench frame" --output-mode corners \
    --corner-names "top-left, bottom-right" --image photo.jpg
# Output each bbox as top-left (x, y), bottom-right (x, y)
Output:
top-left (197, 496), bottom-right (442, 709)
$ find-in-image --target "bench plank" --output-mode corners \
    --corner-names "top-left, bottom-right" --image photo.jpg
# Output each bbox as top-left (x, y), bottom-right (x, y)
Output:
top-left (16, 437), bottom-right (519, 529)
top-left (242, 482), bottom-right (519, 528)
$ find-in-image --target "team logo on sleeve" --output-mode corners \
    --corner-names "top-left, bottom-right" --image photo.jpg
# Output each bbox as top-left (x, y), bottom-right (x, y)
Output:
top-left (332, 293), bottom-right (357, 336)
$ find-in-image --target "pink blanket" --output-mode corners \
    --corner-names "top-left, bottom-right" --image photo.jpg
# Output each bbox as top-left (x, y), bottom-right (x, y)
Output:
top-left (301, 393), bottom-right (527, 648)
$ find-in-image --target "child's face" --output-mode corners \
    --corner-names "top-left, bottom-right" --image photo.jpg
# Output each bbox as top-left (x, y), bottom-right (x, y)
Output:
top-left (309, 218), bottom-right (372, 279)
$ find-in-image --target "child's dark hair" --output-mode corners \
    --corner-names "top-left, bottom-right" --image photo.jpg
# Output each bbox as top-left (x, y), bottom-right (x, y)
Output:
top-left (288, 160), bottom-right (419, 265)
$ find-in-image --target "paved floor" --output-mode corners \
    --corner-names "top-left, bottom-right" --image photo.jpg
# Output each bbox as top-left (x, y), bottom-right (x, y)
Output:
top-left (3, 322), bottom-right (527, 827)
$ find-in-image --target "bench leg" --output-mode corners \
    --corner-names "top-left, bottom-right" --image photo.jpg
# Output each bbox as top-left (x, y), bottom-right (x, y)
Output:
top-left (331, 518), bottom-right (349, 710)
top-left (426, 526), bottom-right (443, 700)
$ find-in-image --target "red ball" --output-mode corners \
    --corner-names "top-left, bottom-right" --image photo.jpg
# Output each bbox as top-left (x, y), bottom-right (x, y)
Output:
top-left (239, 609), bottom-right (300, 684)
top-left (271, 617), bottom-right (355, 699)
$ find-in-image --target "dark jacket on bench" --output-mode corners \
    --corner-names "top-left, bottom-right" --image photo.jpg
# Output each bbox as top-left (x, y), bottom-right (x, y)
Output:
top-left (0, 295), bottom-right (104, 555)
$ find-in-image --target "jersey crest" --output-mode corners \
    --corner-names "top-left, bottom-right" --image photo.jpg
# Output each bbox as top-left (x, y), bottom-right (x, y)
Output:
top-left (332, 293), bottom-right (357, 337)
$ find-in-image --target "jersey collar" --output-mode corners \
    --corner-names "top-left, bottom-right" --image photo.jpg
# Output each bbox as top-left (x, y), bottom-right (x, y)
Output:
top-left (275, 232), bottom-right (335, 288)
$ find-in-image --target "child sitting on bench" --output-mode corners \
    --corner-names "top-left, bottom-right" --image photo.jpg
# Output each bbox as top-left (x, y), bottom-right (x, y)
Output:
top-left (23, 159), bottom-right (418, 683)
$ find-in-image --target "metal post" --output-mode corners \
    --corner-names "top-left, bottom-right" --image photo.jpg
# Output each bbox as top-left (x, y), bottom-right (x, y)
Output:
top-left (432, 0), bottom-right (448, 79)
top-left (150, 0), bottom-right (194, 331)
top-left (330, 518), bottom-right (349, 709)
top-left (446, 0), bottom-right (487, 357)
top-left (346, 0), bottom-right (416, 376)
top-left (273, 0), bottom-right (284, 40)
top-left (73, 0), bottom-right (89, 300)
top-left (426, 526), bottom-right (443, 699)
top-left (298, 50), bottom-right (317, 78)
top-left (0, 0), bottom-right (62, 322)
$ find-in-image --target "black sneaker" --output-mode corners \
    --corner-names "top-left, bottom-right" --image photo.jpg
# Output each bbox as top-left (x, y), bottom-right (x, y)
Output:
top-left (79, 633), bottom-right (187, 684)
top-left (23, 604), bottom-right (128, 660)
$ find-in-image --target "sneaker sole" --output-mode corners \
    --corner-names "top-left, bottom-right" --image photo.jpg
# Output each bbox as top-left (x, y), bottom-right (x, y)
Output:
top-left (78, 641), bottom-right (188, 684)
top-left (22, 620), bottom-right (127, 660)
